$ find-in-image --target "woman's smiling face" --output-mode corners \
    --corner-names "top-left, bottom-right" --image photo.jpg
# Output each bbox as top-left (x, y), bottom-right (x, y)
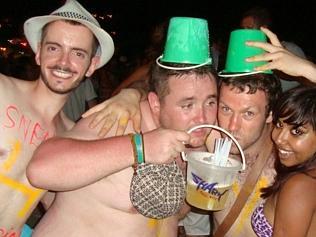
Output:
top-left (272, 118), bottom-right (316, 167)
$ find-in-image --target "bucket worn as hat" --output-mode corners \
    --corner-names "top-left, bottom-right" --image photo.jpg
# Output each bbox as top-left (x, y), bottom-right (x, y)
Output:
top-left (130, 162), bottom-right (186, 219)
top-left (219, 29), bottom-right (272, 77)
top-left (24, 0), bottom-right (114, 69)
top-left (156, 17), bottom-right (212, 70)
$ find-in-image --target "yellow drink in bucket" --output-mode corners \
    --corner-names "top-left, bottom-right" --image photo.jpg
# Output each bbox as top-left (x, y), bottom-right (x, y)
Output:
top-left (181, 124), bottom-right (246, 211)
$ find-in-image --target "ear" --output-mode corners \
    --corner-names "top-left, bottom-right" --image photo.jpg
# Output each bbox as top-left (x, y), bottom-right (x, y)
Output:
top-left (266, 111), bottom-right (273, 123)
top-left (147, 92), bottom-right (161, 115)
top-left (85, 56), bottom-right (100, 77)
top-left (35, 43), bottom-right (41, 66)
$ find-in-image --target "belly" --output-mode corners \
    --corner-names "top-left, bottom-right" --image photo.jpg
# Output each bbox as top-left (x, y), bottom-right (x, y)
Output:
top-left (55, 167), bottom-right (136, 214)
top-left (33, 168), bottom-right (159, 237)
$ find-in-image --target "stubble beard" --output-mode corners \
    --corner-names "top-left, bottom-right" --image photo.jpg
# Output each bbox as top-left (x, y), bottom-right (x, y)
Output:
top-left (40, 71), bottom-right (81, 95)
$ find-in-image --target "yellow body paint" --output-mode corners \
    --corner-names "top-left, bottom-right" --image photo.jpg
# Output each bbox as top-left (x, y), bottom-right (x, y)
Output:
top-left (1, 140), bottom-right (21, 172)
top-left (0, 174), bottom-right (44, 218)
top-left (233, 177), bottom-right (269, 235)
top-left (147, 218), bottom-right (168, 237)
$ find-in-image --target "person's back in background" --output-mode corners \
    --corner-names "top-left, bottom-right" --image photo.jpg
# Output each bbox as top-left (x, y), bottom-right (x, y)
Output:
top-left (63, 78), bottom-right (98, 122)
top-left (240, 5), bottom-right (307, 91)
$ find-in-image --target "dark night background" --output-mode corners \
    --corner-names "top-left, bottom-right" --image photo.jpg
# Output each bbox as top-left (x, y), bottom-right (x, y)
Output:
top-left (1, 0), bottom-right (316, 61)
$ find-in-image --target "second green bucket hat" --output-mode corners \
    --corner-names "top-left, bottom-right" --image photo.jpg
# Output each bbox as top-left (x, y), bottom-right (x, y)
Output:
top-left (156, 17), bottom-right (212, 70)
top-left (219, 29), bottom-right (272, 77)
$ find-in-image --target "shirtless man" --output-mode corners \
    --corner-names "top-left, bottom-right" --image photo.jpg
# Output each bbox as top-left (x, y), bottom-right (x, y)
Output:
top-left (27, 59), bottom-right (218, 236)
top-left (0, 1), bottom-right (185, 236)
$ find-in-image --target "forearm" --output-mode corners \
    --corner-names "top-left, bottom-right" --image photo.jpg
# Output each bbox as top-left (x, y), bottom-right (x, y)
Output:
top-left (27, 135), bottom-right (134, 191)
top-left (301, 59), bottom-right (316, 83)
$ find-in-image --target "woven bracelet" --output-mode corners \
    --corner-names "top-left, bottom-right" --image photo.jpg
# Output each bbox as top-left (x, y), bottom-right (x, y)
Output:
top-left (129, 133), bottom-right (145, 173)
top-left (133, 133), bottom-right (145, 164)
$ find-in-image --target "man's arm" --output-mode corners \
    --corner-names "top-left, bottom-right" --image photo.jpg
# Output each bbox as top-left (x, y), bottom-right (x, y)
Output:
top-left (26, 116), bottom-right (190, 191)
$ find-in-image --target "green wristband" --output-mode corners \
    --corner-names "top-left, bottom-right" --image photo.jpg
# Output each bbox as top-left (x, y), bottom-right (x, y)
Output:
top-left (133, 133), bottom-right (145, 164)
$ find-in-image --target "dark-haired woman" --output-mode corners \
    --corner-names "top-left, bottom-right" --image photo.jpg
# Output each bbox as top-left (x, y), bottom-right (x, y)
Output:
top-left (251, 86), bottom-right (316, 237)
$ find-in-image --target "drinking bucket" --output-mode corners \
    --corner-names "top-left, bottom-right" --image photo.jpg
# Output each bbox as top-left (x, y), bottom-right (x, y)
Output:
top-left (181, 124), bottom-right (246, 211)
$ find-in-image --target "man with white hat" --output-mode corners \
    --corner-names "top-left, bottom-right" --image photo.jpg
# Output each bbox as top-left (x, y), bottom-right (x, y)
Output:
top-left (0, 0), bottom-right (185, 236)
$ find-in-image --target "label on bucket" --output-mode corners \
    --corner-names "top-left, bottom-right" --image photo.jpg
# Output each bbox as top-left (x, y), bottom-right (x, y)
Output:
top-left (186, 173), bottom-right (232, 210)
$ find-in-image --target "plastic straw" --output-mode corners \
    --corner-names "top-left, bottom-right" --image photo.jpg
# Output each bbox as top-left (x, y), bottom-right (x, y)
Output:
top-left (213, 137), bottom-right (232, 166)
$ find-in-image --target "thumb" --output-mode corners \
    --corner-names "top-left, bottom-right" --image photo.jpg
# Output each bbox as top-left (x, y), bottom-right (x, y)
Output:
top-left (132, 112), bottom-right (142, 133)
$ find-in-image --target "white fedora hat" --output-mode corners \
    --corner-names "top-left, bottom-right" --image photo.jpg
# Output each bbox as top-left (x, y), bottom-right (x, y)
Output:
top-left (24, 0), bottom-right (114, 69)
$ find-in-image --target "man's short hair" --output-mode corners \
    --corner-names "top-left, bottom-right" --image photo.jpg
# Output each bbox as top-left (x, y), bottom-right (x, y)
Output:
top-left (149, 63), bottom-right (218, 100)
top-left (219, 73), bottom-right (282, 116)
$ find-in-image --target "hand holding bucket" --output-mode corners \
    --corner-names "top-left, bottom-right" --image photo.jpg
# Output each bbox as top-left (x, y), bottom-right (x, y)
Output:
top-left (181, 124), bottom-right (246, 211)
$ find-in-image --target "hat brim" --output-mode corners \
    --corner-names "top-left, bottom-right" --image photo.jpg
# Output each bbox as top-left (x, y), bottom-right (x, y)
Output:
top-left (24, 15), bottom-right (114, 69)
top-left (218, 70), bottom-right (269, 77)
top-left (156, 55), bottom-right (212, 70)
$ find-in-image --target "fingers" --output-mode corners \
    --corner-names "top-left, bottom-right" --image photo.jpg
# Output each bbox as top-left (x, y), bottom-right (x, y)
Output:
top-left (82, 102), bottom-right (107, 118)
top-left (260, 27), bottom-right (282, 47)
top-left (246, 52), bottom-right (274, 63)
top-left (97, 114), bottom-right (116, 137)
top-left (173, 140), bottom-right (187, 154)
top-left (246, 41), bottom-right (277, 53)
top-left (176, 131), bottom-right (191, 144)
top-left (88, 110), bottom-right (111, 128)
top-left (253, 63), bottom-right (273, 72)
top-left (115, 116), bottom-right (129, 136)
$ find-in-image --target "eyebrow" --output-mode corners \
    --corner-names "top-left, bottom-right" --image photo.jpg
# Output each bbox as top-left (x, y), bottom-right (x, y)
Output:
top-left (178, 94), bottom-right (217, 103)
top-left (44, 41), bottom-right (90, 55)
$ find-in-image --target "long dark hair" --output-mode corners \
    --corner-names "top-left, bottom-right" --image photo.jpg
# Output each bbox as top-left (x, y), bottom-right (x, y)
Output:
top-left (261, 86), bottom-right (316, 199)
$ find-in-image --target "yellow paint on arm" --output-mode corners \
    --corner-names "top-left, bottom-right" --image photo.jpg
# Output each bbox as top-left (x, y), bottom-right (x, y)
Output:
top-left (0, 174), bottom-right (44, 218)
top-left (2, 140), bottom-right (21, 172)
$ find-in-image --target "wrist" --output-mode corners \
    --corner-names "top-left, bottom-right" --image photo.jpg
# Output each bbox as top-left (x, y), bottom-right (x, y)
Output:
top-left (305, 60), bottom-right (316, 82)
top-left (129, 133), bottom-right (145, 172)
top-left (123, 88), bottom-right (141, 101)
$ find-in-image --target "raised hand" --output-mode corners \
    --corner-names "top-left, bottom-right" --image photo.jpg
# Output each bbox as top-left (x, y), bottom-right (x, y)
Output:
top-left (82, 88), bottom-right (142, 137)
top-left (246, 27), bottom-right (316, 81)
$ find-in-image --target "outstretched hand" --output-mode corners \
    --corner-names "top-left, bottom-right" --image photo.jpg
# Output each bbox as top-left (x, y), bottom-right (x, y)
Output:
top-left (82, 88), bottom-right (142, 137)
top-left (246, 27), bottom-right (314, 78)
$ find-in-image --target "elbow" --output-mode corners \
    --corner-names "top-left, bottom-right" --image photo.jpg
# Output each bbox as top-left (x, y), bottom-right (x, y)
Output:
top-left (26, 148), bottom-right (48, 189)
top-left (26, 162), bottom-right (43, 189)
top-left (26, 139), bottom-right (57, 189)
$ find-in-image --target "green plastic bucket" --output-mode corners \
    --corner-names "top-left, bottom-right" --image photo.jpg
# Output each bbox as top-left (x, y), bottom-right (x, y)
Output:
top-left (219, 29), bottom-right (272, 77)
top-left (157, 17), bottom-right (212, 70)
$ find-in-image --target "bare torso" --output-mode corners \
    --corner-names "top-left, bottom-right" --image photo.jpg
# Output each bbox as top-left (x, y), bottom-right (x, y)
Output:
top-left (32, 102), bottom-right (178, 237)
top-left (34, 168), bottom-right (161, 236)
top-left (0, 74), bottom-right (72, 235)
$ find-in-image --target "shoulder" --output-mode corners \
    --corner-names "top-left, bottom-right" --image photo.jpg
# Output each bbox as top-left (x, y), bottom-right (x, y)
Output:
top-left (279, 172), bottom-right (316, 204)
top-left (0, 73), bottom-right (15, 87)
top-left (283, 172), bottom-right (316, 188)
top-left (0, 73), bottom-right (31, 96)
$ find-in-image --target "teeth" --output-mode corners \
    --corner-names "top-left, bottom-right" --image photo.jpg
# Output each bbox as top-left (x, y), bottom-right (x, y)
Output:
top-left (278, 148), bottom-right (293, 158)
top-left (279, 149), bottom-right (290, 154)
top-left (52, 70), bottom-right (72, 78)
